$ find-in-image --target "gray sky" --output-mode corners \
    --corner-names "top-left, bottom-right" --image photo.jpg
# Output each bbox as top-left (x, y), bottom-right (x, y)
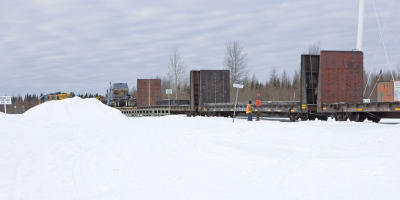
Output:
top-left (1, 0), bottom-right (399, 95)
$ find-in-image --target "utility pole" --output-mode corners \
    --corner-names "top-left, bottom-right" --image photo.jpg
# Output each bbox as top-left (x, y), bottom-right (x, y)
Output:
top-left (356, 0), bottom-right (365, 50)
top-left (232, 82), bottom-right (243, 123)
top-left (166, 89), bottom-right (172, 115)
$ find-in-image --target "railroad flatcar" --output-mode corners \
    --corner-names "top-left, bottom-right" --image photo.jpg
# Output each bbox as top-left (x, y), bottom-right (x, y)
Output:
top-left (118, 50), bottom-right (400, 122)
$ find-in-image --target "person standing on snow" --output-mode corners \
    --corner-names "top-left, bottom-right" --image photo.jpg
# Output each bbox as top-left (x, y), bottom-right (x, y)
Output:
top-left (246, 100), bottom-right (253, 121)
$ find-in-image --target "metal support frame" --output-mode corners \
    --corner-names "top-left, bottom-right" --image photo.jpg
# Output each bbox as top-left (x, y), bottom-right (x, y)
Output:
top-left (232, 87), bottom-right (239, 123)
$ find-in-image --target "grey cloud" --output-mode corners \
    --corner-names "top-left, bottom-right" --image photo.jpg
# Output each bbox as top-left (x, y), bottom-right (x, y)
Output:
top-left (0, 0), bottom-right (399, 95)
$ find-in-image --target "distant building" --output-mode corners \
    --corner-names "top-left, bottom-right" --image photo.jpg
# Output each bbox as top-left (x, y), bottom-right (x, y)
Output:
top-left (107, 82), bottom-right (132, 107)
top-left (112, 83), bottom-right (129, 99)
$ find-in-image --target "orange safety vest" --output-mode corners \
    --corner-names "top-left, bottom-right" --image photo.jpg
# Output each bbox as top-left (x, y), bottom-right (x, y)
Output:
top-left (246, 104), bottom-right (252, 114)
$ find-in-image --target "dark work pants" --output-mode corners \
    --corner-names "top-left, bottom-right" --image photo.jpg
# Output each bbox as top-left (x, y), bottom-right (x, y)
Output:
top-left (247, 113), bottom-right (252, 121)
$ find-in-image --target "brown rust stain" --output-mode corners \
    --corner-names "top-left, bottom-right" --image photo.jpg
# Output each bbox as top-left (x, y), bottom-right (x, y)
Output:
top-left (317, 51), bottom-right (363, 110)
top-left (137, 79), bottom-right (162, 107)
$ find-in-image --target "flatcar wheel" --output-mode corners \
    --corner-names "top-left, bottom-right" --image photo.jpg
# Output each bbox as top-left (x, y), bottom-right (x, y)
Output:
top-left (354, 113), bottom-right (361, 122)
top-left (318, 116), bottom-right (328, 121)
top-left (358, 113), bottom-right (367, 122)
top-left (289, 114), bottom-right (298, 122)
top-left (352, 113), bottom-right (366, 122)
top-left (371, 117), bottom-right (381, 123)
top-left (335, 113), bottom-right (347, 121)
top-left (334, 115), bottom-right (340, 121)
top-left (300, 114), bottom-right (308, 121)
top-left (349, 113), bottom-right (357, 121)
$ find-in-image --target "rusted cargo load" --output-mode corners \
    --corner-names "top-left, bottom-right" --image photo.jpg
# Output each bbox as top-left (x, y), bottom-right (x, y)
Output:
top-left (190, 70), bottom-right (230, 110)
top-left (377, 82), bottom-right (394, 102)
top-left (300, 54), bottom-right (320, 111)
top-left (200, 70), bottom-right (230, 105)
top-left (377, 80), bottom-right (400, 102)
top-left (317, 51), bottom-right (363, 111)
top-left (156, 99), bottom-right (190, 106)
top-left (190, 71), bottom-right (200, 110)
top-left (137, 79), bottom-right (161, 107)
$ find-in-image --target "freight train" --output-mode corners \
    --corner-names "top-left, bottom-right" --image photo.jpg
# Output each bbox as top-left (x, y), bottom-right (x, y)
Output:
top-left (39, 92), bottom-right (71, 104)
top-left (118, 50), bottom-right (400, 123)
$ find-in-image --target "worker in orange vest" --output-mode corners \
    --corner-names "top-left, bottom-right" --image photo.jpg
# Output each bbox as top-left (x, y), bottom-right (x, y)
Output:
top-left (256, 93), bottom-right (261, 121)
top-left (246, 100), bottom-right (253, 121)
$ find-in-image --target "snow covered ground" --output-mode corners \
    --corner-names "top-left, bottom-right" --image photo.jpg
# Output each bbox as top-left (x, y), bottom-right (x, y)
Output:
top-left (1, 97), bottom-right (400, 200)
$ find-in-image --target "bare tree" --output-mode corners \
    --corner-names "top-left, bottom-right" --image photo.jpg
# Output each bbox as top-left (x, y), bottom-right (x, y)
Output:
top-left (168, 48), bottom-right (186, 100)
top-left (307, 41), bottom-right (321, 55)
top-left (224, 41), bottom-right (248, 83)
top-left (130, 87), bottom-right (137, 99)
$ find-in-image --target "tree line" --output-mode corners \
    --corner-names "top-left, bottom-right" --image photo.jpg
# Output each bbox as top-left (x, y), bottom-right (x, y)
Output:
top-left (161, 41), bottom-right (399, 103)
top-left (160, 41), bottom-right (302, 102)
top-left (2, 70), bottom-right (397, 114)
top-left (2, 42), bottom-right (398, 113)
top-left (159, 66), bottom-right (398, 103)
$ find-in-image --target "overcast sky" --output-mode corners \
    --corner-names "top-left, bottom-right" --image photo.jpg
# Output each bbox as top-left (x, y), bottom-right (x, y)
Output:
top-left (1, 0), bottom-right (399, 95)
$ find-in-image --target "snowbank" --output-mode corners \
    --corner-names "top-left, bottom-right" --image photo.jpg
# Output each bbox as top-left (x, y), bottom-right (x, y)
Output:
top-left (1, 115), bottom-right (400, 199)
top-left (23, 97), bottom-right (125, 122)
top-left (0, 112), bottom-right (11, 120)
top-left (2, 105), bottom-right (400, 199)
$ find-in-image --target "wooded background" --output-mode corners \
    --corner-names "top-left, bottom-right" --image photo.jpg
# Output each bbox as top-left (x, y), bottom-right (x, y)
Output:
top-left (2, 42), bottom-right (398, 114)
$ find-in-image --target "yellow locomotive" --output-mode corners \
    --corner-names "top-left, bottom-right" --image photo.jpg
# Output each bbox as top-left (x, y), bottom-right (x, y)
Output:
top-left (39, 92), bottom-right (71, 104)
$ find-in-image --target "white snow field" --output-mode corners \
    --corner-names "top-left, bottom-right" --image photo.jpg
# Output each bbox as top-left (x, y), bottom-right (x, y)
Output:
top-left (1, 97), bottom-right (400, 200)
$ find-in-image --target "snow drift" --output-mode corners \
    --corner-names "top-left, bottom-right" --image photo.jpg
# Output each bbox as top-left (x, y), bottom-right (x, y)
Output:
top-left (1, 98), bottom-right (400, 199)
top-left (22, 97), bottom-right (125, 122)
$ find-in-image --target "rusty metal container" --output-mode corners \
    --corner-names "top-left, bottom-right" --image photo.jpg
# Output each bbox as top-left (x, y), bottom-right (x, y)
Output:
top-left (200, 70), bottom-right (230, 105)
top-left (377, 82), bottom-right (394, 102)
top-left (190, 70), bottom-right (230, 110)
top-left (137, 79), bottom-right (161, 107)
top-left (156, 99), bottom-right (190, 106)
top-left (300, 54), bottom-right (320, 111)
top-left (317, 51), bottom-right (363, 111)
top-left (190, 71), bottom-right (200, 110)
top-left (377, 80), bottom-right (400, 102)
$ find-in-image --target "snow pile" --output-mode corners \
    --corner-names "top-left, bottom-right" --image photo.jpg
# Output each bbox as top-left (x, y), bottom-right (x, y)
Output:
top-left (23, 97), bottom-right (125, 122)
top-left (1, 111), bottom-right (400, 199)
